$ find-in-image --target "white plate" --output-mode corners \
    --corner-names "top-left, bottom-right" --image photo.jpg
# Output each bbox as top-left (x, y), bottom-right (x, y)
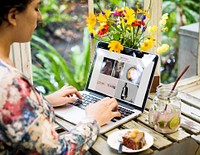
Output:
top-left (107, 129), bottom-right (154, 153)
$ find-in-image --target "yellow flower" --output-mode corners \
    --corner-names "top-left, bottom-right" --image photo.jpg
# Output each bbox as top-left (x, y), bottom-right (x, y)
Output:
top-left (108, 41), bottom-right (124, 53)
top-left (137, 9), bottom-right (143, 14)
top-left (124, 7), bottom-right (135, 25)
top-left (87, 24), bottom-right (96, 35)
top-left (157, 44), bottom-right (169, 54)
top-left (162, 27), bottom-right (168, 32)
top-left (140, 38), bottom-right (154, 51)
top-left (116, 8), bottom-right (123, 13)
top-left (120, 18), bottom-right (126, 29)
top-left (97, 10), bottom-right (111, 23)
top-left (148, 26), bottom-right (158, 33)
top-left (86, 13), bottom-right (96, 27)
top-left (150, 35), bottom-right (156, 46)
top-left (143, 10), bottom-right (151, 18)
top-left (137, 9), bottom-right (150, 18)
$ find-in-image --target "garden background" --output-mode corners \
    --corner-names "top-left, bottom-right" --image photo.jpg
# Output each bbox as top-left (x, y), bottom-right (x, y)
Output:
top-left (31, 0), bottom-right (199, 95)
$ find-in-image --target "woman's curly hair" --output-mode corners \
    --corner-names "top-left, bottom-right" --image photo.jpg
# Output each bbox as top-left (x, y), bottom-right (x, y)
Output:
top-left (0, 0), bottom-right (32, 25)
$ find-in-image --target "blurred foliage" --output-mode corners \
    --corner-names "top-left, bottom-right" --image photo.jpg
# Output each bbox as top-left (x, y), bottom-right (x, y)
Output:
top-left (161, 0), bottom-right (199, 83)
top-left (32, 28), bottom-right (90, 94)
top-left (35, 0), bottom-right (88, 41)
top-left (93, 0), bottom-right (143, 11)
top-left (32, 0), bottom-right (89, 95)
top-left (35, 0), bottom-right (70, 38)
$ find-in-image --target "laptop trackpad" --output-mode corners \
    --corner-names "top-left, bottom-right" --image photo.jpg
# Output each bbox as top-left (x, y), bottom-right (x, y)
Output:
top-left (54, 104), bottom-right (86, 124)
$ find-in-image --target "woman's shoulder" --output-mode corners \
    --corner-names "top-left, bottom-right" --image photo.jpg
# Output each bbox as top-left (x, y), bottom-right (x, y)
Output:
top-left (0, 60), bottom-right (23, 86)
top-left (0, 60), bottom-right (30, 80)
top-left (0, 61), bottom-right (34, 108)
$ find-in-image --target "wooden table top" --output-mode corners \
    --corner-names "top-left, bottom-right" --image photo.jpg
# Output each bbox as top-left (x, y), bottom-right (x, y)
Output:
top-left (55, 91), bottom-right (200, 155)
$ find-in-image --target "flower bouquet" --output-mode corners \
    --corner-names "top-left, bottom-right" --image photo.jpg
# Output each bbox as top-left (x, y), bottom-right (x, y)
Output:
top-left (86, 1), bottom-right (169, 54)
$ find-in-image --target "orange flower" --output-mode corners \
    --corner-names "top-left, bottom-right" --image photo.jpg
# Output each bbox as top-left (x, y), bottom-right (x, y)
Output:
top-left (97, 25), bottom-right (109, 36)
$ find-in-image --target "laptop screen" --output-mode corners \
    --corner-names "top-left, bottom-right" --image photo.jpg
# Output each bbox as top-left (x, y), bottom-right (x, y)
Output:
top-left (86, 42), bottom-right (158, 110)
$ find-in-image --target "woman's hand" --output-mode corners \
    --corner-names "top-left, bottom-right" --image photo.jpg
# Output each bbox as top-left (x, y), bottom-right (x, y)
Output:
top-left (45, 85), bottom-right (82, 107)
top-left (85, 97), bottom-right (121, 127)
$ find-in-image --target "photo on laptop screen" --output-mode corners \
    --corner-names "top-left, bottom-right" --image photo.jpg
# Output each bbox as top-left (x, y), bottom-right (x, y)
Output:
top-left (86, 41), bottom-right (158, 111)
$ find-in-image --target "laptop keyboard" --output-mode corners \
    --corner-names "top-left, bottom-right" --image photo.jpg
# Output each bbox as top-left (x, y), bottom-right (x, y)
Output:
top-left (112, 106), bottom-right (134, 122)
top-left (73, 94), bottom-right (134, 122)
top-left (82, 94), bottom-right (100, 105)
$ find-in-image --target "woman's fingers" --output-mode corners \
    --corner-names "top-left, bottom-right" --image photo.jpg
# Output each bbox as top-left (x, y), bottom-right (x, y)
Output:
top-left (62, 85), bottom-right (82, 99)
top-left (66, 97), bottom-right (76, 103)
top-left (74, 91), bottom-right (82, 99)
top-left (99, 97), bottom-right (110, 102)
top-left (85, 97), bottom-right (122, 126)
top-left (98, 97), bottom-right (119, 111)
top-left (112, 111), bottom-right (121, 118)
top-left (106, 98), bottom-right (118, 109)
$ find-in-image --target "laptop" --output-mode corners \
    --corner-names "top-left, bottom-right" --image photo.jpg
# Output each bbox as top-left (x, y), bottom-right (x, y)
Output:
top-left (54, 41), bottom-right (158, 133)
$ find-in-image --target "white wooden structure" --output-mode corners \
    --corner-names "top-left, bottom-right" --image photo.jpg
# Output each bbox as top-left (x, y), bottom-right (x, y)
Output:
top-left (10, 43), bottom-right (32, 83)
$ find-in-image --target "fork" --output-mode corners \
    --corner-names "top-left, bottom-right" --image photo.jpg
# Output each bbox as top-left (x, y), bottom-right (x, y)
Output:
top-left (118, 135), bottom-right (123, 153)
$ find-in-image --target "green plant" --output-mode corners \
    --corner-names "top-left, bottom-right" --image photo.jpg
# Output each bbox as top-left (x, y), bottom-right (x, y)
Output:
top-left (32, 28), bottom-right (90, 95)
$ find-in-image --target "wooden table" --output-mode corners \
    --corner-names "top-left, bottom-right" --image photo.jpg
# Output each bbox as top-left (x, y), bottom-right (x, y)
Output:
top-left (55, 91), bottom-right (200, 155)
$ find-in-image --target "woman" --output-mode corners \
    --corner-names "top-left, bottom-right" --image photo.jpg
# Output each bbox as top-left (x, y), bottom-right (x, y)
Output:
top-left (0, 0), bottom-right (121, 154)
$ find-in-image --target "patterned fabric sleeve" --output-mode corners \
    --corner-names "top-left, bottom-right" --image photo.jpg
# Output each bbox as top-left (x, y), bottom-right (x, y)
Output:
top-left (0, 64), bottom-right (100, 155)
top-left (22, 113), bottom-right (99, 155)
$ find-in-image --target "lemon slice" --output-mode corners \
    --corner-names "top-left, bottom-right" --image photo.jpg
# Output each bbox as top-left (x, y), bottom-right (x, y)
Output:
top-left (158, 120), bottom-right (165, 128)
top-left (168, 116), bottom-right (180, 129)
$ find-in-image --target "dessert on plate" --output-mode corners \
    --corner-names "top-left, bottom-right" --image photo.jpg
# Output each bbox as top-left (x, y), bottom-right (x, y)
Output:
top-left (122, 129), bottom-right (146, 150)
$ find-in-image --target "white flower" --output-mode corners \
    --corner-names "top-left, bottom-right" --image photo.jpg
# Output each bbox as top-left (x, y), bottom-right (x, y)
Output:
top-left (159, 13), bottom-right (168, 27)
top-left (162, 13), bottom-right (169, 20)
top-left (159, 19), bottom-right (167, 26)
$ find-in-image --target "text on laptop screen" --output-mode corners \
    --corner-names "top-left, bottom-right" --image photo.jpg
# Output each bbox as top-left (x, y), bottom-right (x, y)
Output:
top-left (88, 45), bottom-right (157, 109)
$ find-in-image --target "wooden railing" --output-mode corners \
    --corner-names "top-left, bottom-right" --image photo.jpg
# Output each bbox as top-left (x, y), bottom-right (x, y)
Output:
top-left (10, 43), bottom-right (32, 83)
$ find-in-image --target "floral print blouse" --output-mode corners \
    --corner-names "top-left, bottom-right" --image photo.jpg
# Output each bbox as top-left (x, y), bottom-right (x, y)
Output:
top-left (0, 60), bottom-right (99, 155)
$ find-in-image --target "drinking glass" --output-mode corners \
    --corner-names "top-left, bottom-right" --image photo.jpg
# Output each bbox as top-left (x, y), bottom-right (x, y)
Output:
top-left (149, 85), bottom-right (181, 133)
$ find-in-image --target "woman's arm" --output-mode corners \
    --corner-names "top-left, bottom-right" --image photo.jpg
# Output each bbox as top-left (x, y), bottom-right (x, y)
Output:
top-left (0, 63), bottom-right (120, 154)
top-left (23, 113), bottom-right (99, 154)
top-left (0, 75), bottom-right (99, 154)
